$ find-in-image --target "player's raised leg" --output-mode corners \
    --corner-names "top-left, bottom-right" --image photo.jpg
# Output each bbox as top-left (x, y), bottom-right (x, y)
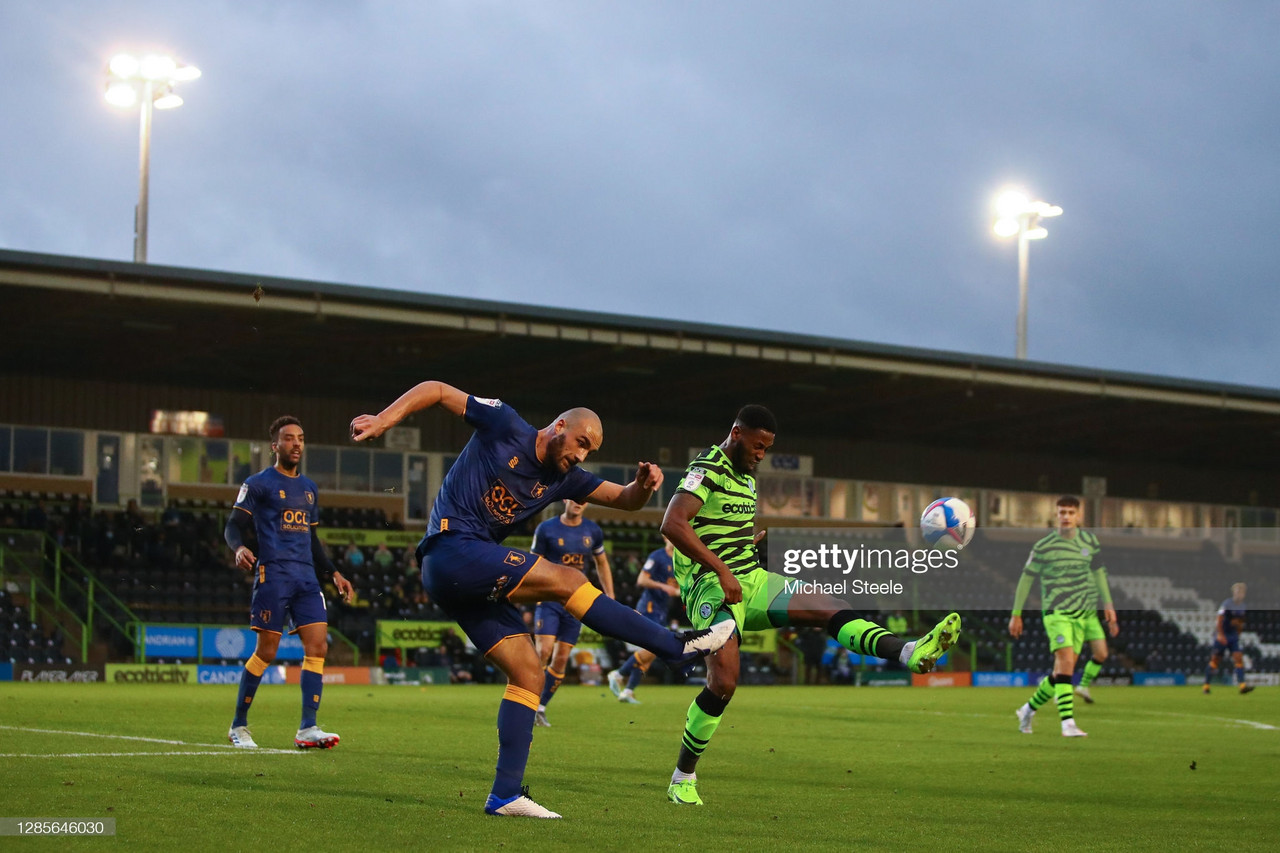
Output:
top-left (512, 559), bottom-right (732, 661)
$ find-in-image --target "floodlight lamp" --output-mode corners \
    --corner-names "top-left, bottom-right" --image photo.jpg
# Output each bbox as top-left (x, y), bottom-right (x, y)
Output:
top-left (139, 54), bottom-right (177, 81)
top-left (995, 190), bottom-right (1031, 219)
top-left (993, 218), bottom-right (1021, 238)
top-left (171, 64), bottom-right (201, 82)
top-left (109, 53), bottom-right (140, 79)
top-left (1025, 227), bottom-right (1049, 240)
top-left (1031, 201), bottom-right (1063, 218)
top-left (105, 81), bottom-right (138, 107)
top-left (153, 91), bottom-right (184, 110)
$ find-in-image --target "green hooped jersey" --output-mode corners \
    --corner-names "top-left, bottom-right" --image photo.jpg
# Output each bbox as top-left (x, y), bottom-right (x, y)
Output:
top-left (672, 445), bottom-right (760, 589)
top-left (1023, 529), bottom-right (1109, 615)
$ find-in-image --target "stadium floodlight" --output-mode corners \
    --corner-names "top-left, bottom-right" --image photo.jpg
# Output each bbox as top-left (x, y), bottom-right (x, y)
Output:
top-left (992, 188), bottom-right (1062, 360)
top-left (104, 51), bottom-right (200, 263)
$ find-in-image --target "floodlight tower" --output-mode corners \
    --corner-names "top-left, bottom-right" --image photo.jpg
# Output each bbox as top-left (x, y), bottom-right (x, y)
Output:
top-left (104, 52), bottom-right (201, 263)
top-left (993, 190), bottom-right (1062, 360)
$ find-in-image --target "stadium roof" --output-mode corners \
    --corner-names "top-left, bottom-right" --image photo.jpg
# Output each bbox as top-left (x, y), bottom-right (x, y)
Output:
top-left (4, 247), bottom-right (1280, 478)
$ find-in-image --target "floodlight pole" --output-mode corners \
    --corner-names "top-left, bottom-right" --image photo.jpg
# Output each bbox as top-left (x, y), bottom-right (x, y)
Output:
top-left (1016, 219), bottom-right (1030, 360)
top-left (134, 79), bottom-right (154, 263)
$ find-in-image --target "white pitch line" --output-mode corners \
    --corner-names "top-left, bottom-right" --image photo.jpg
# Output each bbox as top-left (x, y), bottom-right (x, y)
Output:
top-left (1132, 711), bottom-right (1278, 731)
top-left (0, 724), bottom-right (302, 754)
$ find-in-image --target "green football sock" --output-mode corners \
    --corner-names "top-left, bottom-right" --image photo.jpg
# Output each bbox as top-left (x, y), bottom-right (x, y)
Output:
top-left (1027, 675), bottom-right (1054, 711)
top-left (676, 688), bottom-right (729, 773)
top-left (829, 612), bottom-right (905, 660)
top-left (1053, 676), bottom-right (1075, 720)
top-left (1079, 659), bottom-right (1102, 689)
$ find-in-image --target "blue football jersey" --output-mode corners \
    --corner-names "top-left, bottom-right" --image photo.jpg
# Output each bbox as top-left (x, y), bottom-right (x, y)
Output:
top-left (423, 396), bottom-right (604, 548)
top-left (531, 516), bottom-right (605, 573)
top-left (232, 466), bottom-right (319, 569)
top-left (1218, 599), bottom-right (1246, 636)
top-left (637, 547), bottom-right (675, 614)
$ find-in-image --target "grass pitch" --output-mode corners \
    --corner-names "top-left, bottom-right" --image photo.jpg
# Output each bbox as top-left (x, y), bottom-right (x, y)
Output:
top-left (1, 682), bottom-right (1276, 851)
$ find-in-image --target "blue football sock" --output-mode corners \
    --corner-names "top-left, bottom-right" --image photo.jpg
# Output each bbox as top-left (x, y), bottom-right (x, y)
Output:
top-left (539, 667), bottom-right (565, 708)
top-left (626, 666), bottom-right (645, 691)
top-left (300, 656), bottom-right (324, 729)
top-left (617, 654), bottom-right (636, 677)
top-left (492, 687), bottom-right (538, 800)
top-left (233, 654), bottom-right (268, 727)
top-left (567, 585), bottom-right (681, 659)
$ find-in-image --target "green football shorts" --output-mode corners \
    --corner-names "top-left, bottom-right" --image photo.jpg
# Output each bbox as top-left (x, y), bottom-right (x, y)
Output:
top-left (683, 567), bottom-right (792, 633)
top-left (1043, 611), bottom-right (1106, 653)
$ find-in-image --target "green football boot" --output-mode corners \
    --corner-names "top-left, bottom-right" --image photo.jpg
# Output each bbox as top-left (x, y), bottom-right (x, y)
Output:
top-left (667, 777), bottom-right (703, 805)
top-left (907, 612), bottom-right (961, 674)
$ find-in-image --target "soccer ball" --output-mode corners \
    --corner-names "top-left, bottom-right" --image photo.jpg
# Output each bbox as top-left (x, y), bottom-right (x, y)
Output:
top-left (920, 497), bottom-right (976, 551)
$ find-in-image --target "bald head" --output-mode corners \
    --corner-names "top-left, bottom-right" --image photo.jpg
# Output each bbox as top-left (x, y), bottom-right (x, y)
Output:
top-left (540, 407), bottom-right (603, 474)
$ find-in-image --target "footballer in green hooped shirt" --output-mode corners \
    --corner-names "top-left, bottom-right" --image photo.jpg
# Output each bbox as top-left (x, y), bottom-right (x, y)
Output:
top-left (658, 404), bottom-right (963, 806)
top-left (1009, 495), bottom-right (1118, 738)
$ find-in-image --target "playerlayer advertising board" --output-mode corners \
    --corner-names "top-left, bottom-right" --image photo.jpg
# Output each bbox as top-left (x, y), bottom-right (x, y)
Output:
top-left (973, 671), bottom-right (1032, 688)
top-left (12, 664), bottom-right (105, 683)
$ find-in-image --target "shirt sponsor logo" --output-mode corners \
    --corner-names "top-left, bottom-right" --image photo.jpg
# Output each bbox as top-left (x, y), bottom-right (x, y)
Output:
top-left (682, 467), bottom-right (706, 491)
top-left (281, 508), bottom-right (310, 532)
top-left (560, 553), bottom-right (585, 570)
top-left (483, 479), bottom-right (525, 525)
top-left (721, 501), bottom-right (756, 514)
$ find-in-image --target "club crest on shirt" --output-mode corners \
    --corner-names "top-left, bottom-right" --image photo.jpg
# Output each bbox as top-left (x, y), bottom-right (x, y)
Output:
top-left (504, 551), bottom-right (526, 567)
top-left (305, 491), bottom-right (314, 504)
top-left (582, 535), bottom-right (591, 548)
top-left (699, 603), bottom-right (713, 620)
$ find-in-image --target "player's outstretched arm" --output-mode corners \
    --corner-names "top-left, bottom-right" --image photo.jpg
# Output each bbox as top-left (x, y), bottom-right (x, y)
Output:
top-left (585, 462), bottom-right (664, 511)
top-left (350, 381), bottom-right (469, 441)
top-left (661, 492), bottom-right (742, 605)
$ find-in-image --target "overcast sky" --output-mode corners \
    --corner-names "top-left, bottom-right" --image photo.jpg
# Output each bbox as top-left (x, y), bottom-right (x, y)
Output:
top-left (4, 3), bottom-right (1279, 388)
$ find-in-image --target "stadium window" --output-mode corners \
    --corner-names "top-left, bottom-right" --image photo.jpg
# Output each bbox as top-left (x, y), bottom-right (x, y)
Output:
top-left (167, 437), bottom-right (202, 483)
top-left (339, 448), bottom-right (371, 492)
top-left (49, 430), bottom-right (84, 477)
top-left (0, 426), bottom-right (10, 472)
top-left (373, 452), bottom-right (403, 495)
top-left (407, 455), bottom-right (429, 521)
top-left (203, 439), bottom-right (229, 484)
top-left (13, 428), bottom-right (49, 475)
top-left (230, 440), bottom-right (254, 484)
top-left (305, 447), bottom-right (338, 491)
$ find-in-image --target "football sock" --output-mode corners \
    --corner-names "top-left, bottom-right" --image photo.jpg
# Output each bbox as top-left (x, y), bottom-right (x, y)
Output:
top-left (1234, 666), bottom-right (1245, 686)
top-left (626, 658), bottom-right (649, 692)
top-left (1080, 659), bottom-right (1103, 689)
top-left (492, 686), bottom-right (538, 800)
top-left (232, 653), bottom-right (269, 727)
top-left (1028, 675), bottom-right (1054, 711)
top-left (827, 611), bottom-right (905, 661)
top-left (617, 654), bottom-right (637, 677)
top-left (676, 688), bottom-right (730, 773)
top-left (300, 656), bottom-right (324, 729)
top-left (1024, 676), bottom-right (1054, 706)
top-left (566, 584), bottom-right (682, 659)
top-left (1204, 659), bottom-right (1218, 685)
top-left (539, 666), bottom-right (565, 708)
top-left (1053, 674), bottom-right (1075, 721)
